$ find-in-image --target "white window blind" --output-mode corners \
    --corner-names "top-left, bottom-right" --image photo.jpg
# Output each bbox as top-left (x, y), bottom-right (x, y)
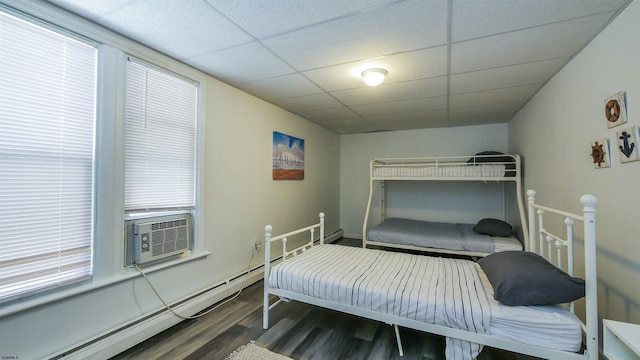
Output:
top-left (0, 11), bottom-right (97, 301)
top-left (125, 59), bottom-right (197, 212)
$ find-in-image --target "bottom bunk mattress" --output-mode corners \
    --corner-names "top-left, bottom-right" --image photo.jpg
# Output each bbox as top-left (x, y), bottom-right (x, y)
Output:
top-left (268, 244), bottom-right (581, 359)
top-left (366, 218), bottom-right (522, 254)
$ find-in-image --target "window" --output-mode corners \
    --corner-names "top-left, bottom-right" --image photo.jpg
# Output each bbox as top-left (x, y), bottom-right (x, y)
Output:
top-left (0, 11), bottom-right (97, 301)
top-left (124, 59), bottom-right (197, 212)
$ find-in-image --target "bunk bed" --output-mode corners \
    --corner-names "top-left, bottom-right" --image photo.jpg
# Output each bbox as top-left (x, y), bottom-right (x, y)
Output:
top-left (362, 153), bottom-right (528, 257)
top-left (263, 190), bottom-right (598, 360)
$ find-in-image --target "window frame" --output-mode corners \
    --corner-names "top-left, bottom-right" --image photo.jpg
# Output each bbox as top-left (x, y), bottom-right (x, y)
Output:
top-left (0, 3), bottom-right (207, 316)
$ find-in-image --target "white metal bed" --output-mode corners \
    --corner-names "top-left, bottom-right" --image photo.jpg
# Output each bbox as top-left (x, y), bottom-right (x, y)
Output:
top-left (263, 190), bottom-right (598, 360)
top-left (362, 154), bottom-right (528, 257)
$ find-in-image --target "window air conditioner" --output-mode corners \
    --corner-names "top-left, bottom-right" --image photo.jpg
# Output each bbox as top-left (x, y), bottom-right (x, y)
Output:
top-left (125, 213), bottom-right (191, 265)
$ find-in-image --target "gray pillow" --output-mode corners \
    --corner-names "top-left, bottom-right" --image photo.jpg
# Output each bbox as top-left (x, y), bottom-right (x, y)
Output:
top-left (478, 251), bottom-right (585, 306)
top-left (473, 218), bottom-right (512, 237)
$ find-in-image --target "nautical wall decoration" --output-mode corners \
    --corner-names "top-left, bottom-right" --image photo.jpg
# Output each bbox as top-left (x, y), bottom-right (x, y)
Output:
top-left (590, 138), bottom-right (611, 168)
top-left (616, 126), bottom-right (640, 163)
top-left (273, 131), bottom-right (305, 180)
top-left (604, 91), bottom-right (627, 128)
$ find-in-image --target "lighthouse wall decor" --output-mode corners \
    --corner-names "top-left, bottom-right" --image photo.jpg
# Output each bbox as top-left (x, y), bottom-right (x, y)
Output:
top-left (616, 126), bottom-right (640, 163)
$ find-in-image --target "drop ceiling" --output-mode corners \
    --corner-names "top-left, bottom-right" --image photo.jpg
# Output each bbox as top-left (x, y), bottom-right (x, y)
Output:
top-left (46, 0), bottom-right (631, 134)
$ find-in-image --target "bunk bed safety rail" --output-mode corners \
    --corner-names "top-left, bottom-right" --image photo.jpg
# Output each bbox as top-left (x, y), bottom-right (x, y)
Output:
top-left (263, 212), bottom-right (325, 329)
top-left (370, 154), bottom-right (520, 179)
top-left (526, 189), bottom-right (598, 359)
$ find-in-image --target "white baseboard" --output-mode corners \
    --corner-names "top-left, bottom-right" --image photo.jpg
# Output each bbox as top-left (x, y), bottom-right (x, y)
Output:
top-left (56, 228), bottom-right (344, 359)
top-left (343, 232), bottom-right (362, 240)
top-left (54, 270), bottom-right (264, 359)
top-left (325, 228), bottom-right (344, 243)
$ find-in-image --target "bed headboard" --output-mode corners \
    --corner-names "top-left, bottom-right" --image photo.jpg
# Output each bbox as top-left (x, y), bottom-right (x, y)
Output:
top-left (526, 189), bottom-right (598, 358)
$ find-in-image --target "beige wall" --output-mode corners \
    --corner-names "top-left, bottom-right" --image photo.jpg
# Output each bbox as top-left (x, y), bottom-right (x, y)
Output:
top-left (509, 0), bottom-right (640, 326)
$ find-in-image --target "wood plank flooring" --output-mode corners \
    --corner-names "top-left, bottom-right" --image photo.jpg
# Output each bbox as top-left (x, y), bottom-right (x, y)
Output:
top-left (111, 239), bottom-right (543, 360)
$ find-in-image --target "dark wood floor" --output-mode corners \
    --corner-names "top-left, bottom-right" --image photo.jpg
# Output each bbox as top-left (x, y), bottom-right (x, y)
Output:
top-left (111, 239), bottom-right (542, 360)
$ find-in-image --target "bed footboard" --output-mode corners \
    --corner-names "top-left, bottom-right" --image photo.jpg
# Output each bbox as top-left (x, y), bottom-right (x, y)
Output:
top-left (527, 190), bottom-right (598, 360)
top-left (263, 212), bottom-right (325, 329)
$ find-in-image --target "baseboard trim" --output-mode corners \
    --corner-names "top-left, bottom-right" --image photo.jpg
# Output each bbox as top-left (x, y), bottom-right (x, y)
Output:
top-left (55, 228), bottom-right (345, 359)
top-left (343, 232), bottom-right (362, 240)
top-left (325, 228), bottom-right (344, 243)
top-left (53, 269), bottom-right (264, 359)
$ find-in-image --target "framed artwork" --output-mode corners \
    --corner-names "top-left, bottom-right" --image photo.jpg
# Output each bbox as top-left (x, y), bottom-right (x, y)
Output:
top-left (590, 138), bottom-right (611, 168)
top-left (616, 126), bottom-right (640, 163)
top-left (604, 91), bottom-right (627, 128)
top-left (273, 131), bottom-right (304, 180)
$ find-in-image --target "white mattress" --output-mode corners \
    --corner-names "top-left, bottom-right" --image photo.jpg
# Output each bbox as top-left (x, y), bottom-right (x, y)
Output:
top-left (373, 164), bottom-right (507, 178)
top-left (269, 244), bottom-right (489, 360)
top-left (268, 244), bottom-right (581, 355)
top-left (492, 236), bottom-right (523, 252)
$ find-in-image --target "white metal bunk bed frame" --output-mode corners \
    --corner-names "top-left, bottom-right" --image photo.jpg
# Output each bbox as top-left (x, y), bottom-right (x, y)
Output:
top-left (263, 190), bottom-right (598, 360)
top-left (362, 154), bottom-right (529, 257)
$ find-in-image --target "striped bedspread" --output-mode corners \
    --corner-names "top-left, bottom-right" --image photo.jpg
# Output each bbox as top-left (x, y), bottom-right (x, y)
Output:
top-left (268, 244), bottom-right (491, 360)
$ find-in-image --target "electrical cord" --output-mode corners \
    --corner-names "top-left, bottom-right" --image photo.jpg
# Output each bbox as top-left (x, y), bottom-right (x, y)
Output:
top-left (134, 240), bottom-right (260, 320)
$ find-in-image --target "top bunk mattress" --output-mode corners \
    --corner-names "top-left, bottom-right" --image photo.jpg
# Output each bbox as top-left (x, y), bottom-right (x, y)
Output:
top-left (371, 153), bottom-right (518, 180)
top-left (373, 164), bottom-right (510, 178)
top-left (366, 218), bottom-right (522, 254)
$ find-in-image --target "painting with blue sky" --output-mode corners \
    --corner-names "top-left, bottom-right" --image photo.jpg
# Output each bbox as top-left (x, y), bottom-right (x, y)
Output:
top-left (273, 131), bottom-right (304, 180)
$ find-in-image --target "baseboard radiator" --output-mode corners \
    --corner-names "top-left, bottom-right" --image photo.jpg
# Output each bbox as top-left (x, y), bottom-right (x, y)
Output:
top-left (52, 229), bottom-right (343, 359)
top-left (325, 228), bottom-right (344, 243)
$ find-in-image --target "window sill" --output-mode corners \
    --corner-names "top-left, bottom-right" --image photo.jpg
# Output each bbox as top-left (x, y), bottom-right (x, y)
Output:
top-left (0, 250), bottom-right (211, 319)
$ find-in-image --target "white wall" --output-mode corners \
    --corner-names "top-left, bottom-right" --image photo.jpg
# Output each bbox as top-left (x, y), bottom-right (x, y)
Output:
top-left (509, 0), bottom-right (640, 325)
top-left (340, 124), bottom-right (510, 238)
top-left (0, 3), bottom-right (340, 359)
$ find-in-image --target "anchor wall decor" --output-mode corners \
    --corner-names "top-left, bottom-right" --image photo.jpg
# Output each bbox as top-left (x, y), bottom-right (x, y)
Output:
top-left (616, 126), bottom-right (640, 163)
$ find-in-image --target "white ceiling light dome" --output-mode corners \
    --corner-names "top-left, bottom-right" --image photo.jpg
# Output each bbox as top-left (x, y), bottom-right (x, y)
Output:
top-left (361, 68), bottom-right (387, 86)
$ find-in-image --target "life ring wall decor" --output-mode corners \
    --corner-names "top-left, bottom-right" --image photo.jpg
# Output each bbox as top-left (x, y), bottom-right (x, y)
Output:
top-left (604, 91), bottom-right (627, 128)
top-left (605, 99), bottom-right (620, 123)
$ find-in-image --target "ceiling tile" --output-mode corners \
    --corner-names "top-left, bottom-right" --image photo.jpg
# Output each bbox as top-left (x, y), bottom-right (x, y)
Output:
top-left (449, 84), bottom-right (540, 108)
top-left (235, 74), bottom-right (324, 101)
top-left (450, 58), bottom-right (568, 94)
top-left (298, 107), bottom-right (358, 122)
top-left (261, 0), bottom-right (448, 71)
top-left (451, 13), bottom-right (614, 73)
top-left (96, 0), bottom-right (253, 59)
top-left (314, 117), bottom-right (379, 135)
top-left (365, 110), bottom-right (450, 131)
top-left (47, 0), bottom-right (134, 17)
top-left (332, 77), bottom-right (448, 106)
top-left (270, 93), bottom-right (344, 113)
top-left (303, 46), bottom-right (448, 92)
top-left (205, 0), bottom-right (399, 38)
top-left (188, 42), bottom-right (295, 84)
top-left (452, 0), bottom-right (629, 42)
top-left (351, 96), bottom-right (447, 116)
top-left (448, 103), bottom-right (523, 126)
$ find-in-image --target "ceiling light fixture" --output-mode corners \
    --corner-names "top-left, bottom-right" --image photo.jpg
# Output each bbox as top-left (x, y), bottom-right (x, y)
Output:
top-left (361, 68), bottom-right (387, 87)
